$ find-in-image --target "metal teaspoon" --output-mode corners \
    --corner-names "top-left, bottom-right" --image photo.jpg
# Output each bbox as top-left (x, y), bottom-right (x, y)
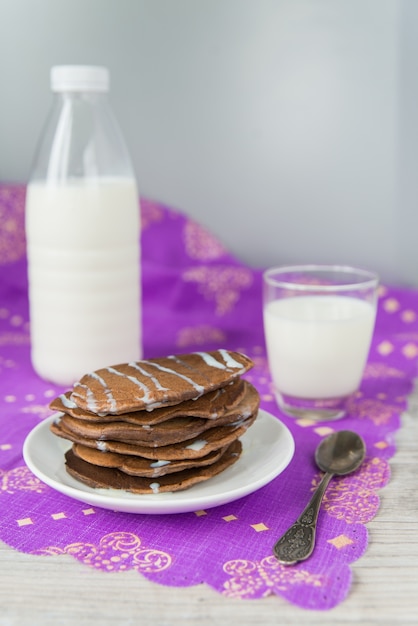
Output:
top-left (273, 430), bottom-right (366, 565)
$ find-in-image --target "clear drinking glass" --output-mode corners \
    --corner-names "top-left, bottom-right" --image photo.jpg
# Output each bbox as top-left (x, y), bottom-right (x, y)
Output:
top-left (263, 265), bottom-right (379, 421)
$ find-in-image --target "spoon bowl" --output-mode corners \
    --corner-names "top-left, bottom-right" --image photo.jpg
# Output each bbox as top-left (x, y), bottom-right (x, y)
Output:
top-left (315, 430), bottom-right (366, 475)
top-left (273, 430), bottom-right (366, 565)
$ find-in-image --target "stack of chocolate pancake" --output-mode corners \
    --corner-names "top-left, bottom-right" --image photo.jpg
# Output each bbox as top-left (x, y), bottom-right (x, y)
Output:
top-left (49, 349), bottom-right (259, 494)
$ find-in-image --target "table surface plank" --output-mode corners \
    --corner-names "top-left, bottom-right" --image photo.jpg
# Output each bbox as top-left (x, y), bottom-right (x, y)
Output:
top-left (2, 393), bottom-right (418, 626)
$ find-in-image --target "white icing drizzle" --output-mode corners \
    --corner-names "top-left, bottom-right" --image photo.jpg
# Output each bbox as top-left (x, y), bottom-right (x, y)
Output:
top-left (71, 384), bottom-right (98, 413)
top-left (218, 349), bottom-right (244, 370)
top-left (128, 362), bottom-right (169, 393)
top-left (192, 350), bottom-right (244, 373)
top-left (194, 351), bottom-right (228, 370)
top-left (230, 416), bottom-right (253, 431)
top-left (58, 394), bottom-right (78, 410)
top-left (105, 366), bottom-right (155, 405)
top-left (145, 401), bottom-right (166, 412)
top-left (86, 388), bottom-right (98, 412)
top-left (96, 440), bottom-right (108, 451)
top-left (150, 460), bottom-right (171, 468)
top-left (185, 439), bottom-right (207, 451)
top-left (149, 482), bottom-right (160, 494)
top-left (229, 418), bottom-right (246, 428)
top-left (147, 362), bottom-right (205, 395)
top-left (89, 372), bottom-right (117, 413)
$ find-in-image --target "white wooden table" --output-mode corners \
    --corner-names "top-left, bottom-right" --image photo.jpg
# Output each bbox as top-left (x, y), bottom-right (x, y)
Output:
top-left (2, 395), bottom-right (418, 626)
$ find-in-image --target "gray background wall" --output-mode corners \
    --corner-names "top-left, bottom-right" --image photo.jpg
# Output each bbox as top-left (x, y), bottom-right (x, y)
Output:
top-left (1, 0), bottom-right (417, 286)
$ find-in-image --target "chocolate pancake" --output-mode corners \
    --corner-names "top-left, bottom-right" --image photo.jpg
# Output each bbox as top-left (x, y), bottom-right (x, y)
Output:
top-left (69, 350), bottom-right (253, 415)
top-left (50, 411), bottom-right (256, 460)
top-left (64, 440), bottom-right (242, 494)
top-left (50, 378), bottom-right (248, 424)
top-left (71, 442), bottom-right (229, 478)
top-left (54, 382), bottom-right (259, 447)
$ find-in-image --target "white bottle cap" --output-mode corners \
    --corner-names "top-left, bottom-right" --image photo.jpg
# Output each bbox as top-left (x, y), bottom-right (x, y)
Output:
top-left (50, 65), bottom-right (110, 92)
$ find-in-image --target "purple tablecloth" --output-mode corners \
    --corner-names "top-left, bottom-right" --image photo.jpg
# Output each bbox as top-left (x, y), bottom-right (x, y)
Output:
top-left (1, 183), bottom-right (417, 610)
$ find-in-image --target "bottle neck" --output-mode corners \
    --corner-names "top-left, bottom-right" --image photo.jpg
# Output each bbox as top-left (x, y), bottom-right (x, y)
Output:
top-left (55, 90), bottom-right (109, 101)
top-left (30, 89), bottom-right (135, 182)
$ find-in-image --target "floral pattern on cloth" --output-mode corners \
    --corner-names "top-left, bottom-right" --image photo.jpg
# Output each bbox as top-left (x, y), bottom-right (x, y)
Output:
top-left (1, 184), bottom-right (418, 610)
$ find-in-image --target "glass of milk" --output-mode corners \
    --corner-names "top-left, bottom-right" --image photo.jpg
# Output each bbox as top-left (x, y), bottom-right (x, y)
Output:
top-left (263, 265), bottom-right (379, 420)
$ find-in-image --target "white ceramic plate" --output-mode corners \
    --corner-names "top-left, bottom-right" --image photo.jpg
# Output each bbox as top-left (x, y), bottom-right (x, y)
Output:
top-left (23, 409), bottom-right (295, 515)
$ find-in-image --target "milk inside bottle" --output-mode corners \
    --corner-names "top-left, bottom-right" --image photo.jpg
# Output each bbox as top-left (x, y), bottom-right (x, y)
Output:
top-left (26, 66), bottom-right (141, 385)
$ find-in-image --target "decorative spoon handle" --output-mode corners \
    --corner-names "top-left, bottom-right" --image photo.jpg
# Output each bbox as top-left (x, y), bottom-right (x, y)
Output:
top-left (273, 471), bottom-right (333, 565)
